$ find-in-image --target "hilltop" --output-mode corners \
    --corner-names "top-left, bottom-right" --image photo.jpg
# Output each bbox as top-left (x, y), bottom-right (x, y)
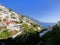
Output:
top-left (0, 4), bottom-right (43, 39)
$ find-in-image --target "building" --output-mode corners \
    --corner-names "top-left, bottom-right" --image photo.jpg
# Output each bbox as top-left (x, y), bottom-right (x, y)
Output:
top-left (7, 23), bottom-right (21, 31)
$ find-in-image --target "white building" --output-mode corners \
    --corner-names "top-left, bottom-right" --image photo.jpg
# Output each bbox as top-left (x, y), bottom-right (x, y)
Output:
top-left (7, 23), bottom-right (22, 31)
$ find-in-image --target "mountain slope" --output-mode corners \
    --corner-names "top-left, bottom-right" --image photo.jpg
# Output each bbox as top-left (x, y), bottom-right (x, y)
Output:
top-left (41, 22), bottom-right (60, 45)
top-left (0, 4), bottom-right (43, 39)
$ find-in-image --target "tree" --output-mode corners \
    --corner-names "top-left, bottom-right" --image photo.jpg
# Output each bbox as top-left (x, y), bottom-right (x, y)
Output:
top-left (42, 25), bottom-right (60, 45)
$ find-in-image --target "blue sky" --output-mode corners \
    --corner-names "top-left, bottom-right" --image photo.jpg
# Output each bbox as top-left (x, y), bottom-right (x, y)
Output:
top-left (0, 0), bottom-right (60, 23)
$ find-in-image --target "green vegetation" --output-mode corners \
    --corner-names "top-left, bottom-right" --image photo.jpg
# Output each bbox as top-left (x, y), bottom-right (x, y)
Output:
top-left (0, 19), bottom-right (1, 22)
top-left (15, 20), bottom-right (23, 24)
top-left (0, 9), bottom-right (2, 11)
top-left (22, 24), bottom-right (30, 33)
top-left (31, 23), bottom-right (43, 29)
top-left (3, 30), bottom-right (11, 36)
top-left (11, 14), bottom-right (16, 19)
top-left (15, 16), bottom-right (24, 24)
top-left (21, 20), bottom-right (44, 33)
top-left (29, 27), bottom-right (35, 32)
top-left (22, 24), bottom-right (40, 33)
top-left (0, 31), bottom-right (42, 45)
top-left (0, 27), bottom-right (1, 30)
top-left (19, 15), bottom-right (23, 20)
top-left (13, 31), bottom-right (41, 45)
top-left (0, 29), bottom-right (11, 38)
top-left (9, 9), bottom-right (12, 12)
top-left (41, 25), bottom-right (60, 45)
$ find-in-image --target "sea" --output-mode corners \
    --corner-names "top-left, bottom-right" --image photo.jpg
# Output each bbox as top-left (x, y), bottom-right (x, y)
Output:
top-left (39, 22), bottom-right (56, 28)
top-left (39, 22), bottom-right (56, 37)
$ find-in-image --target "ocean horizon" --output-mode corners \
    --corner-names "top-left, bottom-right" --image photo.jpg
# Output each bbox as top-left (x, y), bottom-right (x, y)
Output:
top-left (39, 22), bottom-right (56, 28)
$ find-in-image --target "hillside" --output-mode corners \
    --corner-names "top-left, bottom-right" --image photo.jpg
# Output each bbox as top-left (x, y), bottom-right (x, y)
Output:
top-left (0, 4), bottom-right (43, 39)
top-left (40, 21), bottom-right (60, 45)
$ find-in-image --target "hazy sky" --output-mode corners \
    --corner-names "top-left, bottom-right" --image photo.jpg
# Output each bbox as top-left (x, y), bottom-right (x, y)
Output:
top-left (0, 0), bottom-right (60, 23)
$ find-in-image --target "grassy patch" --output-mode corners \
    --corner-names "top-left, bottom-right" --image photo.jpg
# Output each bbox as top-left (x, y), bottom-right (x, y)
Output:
top-left (22, 24), bottom-right (37, 34)
top-left (0, 29), bottom-right (11, 38)
top-left (22, 24), bottom-right (30, 33)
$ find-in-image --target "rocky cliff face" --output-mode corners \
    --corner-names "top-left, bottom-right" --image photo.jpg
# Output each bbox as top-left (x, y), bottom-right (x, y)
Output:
top-left (0, 4), bottom-right (43, 39)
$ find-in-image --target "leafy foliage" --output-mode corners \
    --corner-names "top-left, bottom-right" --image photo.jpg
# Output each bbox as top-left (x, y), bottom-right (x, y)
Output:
top-left (0, 30), bottom-right (11, 38)
top-left (41, 25), bottom-right (60, 45)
